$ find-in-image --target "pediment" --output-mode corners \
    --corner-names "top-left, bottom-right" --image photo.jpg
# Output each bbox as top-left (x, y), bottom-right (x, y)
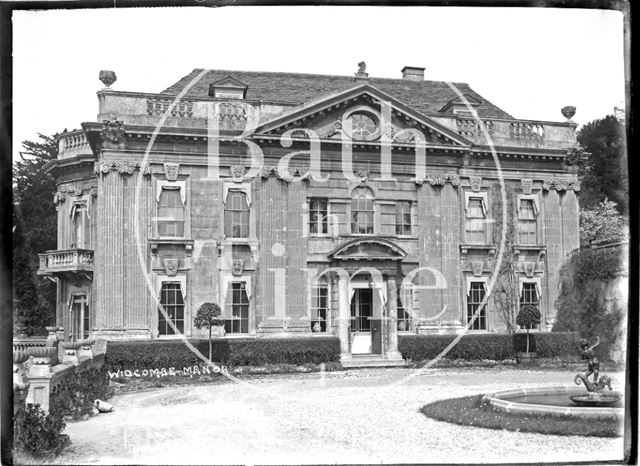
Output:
top-left (209, 76), bottom-right (248, 99)
top-left (330, 237), bottom-right (407, 261)
top-left (255, 84), bottom-right (471, 147)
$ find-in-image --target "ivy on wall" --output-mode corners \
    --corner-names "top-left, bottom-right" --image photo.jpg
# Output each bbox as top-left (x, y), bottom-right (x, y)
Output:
top-left (553, 246), bottom-right (626, 358)
top-left (489, 182), bottom-right (519, 332)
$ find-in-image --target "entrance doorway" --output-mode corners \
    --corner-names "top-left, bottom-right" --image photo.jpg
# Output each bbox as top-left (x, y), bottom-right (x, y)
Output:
top-left (350, 288), bottom-right (382, 354)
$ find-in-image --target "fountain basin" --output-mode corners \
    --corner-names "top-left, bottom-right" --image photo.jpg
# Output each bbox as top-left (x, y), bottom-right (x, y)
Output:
top-left (484, 385), bottom-right (624, 419)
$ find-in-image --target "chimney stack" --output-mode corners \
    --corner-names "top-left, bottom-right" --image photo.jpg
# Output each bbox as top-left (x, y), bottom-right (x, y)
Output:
top-left (401, 66), bottom-right (425, 81)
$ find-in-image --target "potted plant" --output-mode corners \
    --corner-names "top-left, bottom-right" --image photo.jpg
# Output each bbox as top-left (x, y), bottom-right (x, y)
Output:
top-left (515, 304), bottom-right (541, 364)
top-left (194, 302), bottom-right (224, 361)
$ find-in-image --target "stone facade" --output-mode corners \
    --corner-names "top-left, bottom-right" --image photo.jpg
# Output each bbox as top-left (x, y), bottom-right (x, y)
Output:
top-left (39, 67), bottom-right (580, 362)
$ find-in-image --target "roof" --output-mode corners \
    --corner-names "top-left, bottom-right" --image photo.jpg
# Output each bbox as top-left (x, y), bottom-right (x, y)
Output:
top-left (161, 69), bottom-right (514, 119)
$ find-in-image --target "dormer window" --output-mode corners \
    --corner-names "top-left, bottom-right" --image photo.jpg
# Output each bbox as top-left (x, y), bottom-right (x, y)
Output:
top-left (209, 76), bottom-right (248, 100)
top-left (440, 94), bottom-right (482, 115)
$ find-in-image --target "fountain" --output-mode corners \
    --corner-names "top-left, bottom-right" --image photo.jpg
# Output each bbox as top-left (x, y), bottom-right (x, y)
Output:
top-left (483, 335), bottom-right (623, 418)
top-left (569, 337), bottom-right (622, 407)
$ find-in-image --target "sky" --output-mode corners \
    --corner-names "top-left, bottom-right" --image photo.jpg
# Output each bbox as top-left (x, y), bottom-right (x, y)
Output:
top-left (12, 6), bottom-right (626, 159)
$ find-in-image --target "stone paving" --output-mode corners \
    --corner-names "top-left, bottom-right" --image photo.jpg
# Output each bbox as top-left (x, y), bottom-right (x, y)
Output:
top-left (52, 367), bottom-right (625, 464)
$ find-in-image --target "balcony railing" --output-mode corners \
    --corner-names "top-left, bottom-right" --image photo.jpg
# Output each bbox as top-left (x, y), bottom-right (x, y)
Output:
top-left (38, 249), bottom-right (94, 276)
top-left (58, 130), bottom-right (92, 159)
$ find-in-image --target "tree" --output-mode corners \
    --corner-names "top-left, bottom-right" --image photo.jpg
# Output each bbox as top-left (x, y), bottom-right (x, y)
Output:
top-left (576, 115), bottom-right (628, 215)
top-left (580, 199), bottom-right (628, 246)
top-left (13, 133), bottom-right (58, 335)
top-left (516, 304), bottom-right (541, 353)
top-left (193, 302), bottom-right (223, 361)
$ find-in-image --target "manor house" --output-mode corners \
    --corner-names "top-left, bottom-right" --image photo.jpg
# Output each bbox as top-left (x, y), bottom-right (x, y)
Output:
top-left (39, 64), bottom-right (581, 364)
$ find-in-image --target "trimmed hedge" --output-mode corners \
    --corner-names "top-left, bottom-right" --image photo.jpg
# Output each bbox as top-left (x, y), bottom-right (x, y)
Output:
top-left (106, 337), bottom-right (340, 372)
top-left (399, 332), bottom-right (580, 362)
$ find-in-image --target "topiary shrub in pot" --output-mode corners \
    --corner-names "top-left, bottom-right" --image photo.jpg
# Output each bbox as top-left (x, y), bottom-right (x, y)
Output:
top-left (515, 304), bottom-right (541, 364)
top-left (194, 302), bottom-right (224, 361)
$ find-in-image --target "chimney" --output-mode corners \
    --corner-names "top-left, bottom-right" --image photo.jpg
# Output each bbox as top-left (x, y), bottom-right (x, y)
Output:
top-left (401, 66), bottom-right (425, 81)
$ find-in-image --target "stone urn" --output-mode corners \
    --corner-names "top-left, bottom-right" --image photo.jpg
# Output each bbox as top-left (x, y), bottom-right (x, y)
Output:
top-left (78, 338), bottom-right (95, 361)
top-left (312, 322), bottom-right (322, 333)
top-left (61, 341), bottom-right (83, 364)
top-left (27, 346), bottom-right (58, 376)
top-left (99, 70), bottom-right (117, 89)
top-left (13, 350), bottom-right (30, 386)
top-left (561, 106), bottom-right (576, 121)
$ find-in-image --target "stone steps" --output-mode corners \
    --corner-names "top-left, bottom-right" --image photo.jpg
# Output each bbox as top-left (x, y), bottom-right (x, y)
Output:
top-left (341, 354), bottom-right (406, 369)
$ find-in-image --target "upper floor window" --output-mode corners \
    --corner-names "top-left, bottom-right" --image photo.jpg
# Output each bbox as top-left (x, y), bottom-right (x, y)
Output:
top-left (465, 196), bottom-right (486, 244)
top-left (351, 187), bottom-right (374, 235)
top-left (309, 198), bottom-right (328, 236)
top-left (310, 279), bottom-right (329, 332)
top-left (517, 198), bottom-right (538, 245)
top-left (71, 203), bottom-right (90, 249)
top-left (395, 201), bottom-right (412, 236)
top-left (224, 191), bottom-right (250, 238)
top-left (158, 187), bottom-right (185, 237)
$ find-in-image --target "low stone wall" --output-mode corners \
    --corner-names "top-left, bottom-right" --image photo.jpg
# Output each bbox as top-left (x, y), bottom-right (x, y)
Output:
top-left (13, 331), bottom-right (108, 415)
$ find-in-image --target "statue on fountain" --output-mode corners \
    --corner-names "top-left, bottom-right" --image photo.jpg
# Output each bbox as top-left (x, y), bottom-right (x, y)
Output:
top-left (573, 336), bottom-right (613, 393)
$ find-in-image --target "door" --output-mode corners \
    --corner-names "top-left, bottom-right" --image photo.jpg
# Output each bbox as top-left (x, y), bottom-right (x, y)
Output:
top-left (70, 294), bottom-right (89, 341)
top-left (350, 289), bottom-right (374, 354)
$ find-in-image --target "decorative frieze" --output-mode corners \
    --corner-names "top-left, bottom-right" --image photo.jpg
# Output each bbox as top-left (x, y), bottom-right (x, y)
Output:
top-left (164, 163), bottom-right (180, 181)
top-left (426, 174), bottom-right (460, 187)
top-left (101, 114), bottom-right (125, 145)
top-left (469, 176), bottom-right (482, 192)
top-left (94, 160), bottom-right (151, 176)
top-left (259, 166), bottom-right (317, 183)
top-left (230, 165), bottom-right (246, 182)
top-left (542, 179), bottom-right (580, 192)
top-left (163, 258), bottom-right (179, 276)
top-left (318, 118), bottom-right (342, 139)
top-left (521, 178), bottom-right (533, 194)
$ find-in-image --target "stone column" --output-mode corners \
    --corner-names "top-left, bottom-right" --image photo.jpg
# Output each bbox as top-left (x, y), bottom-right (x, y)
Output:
top-left (338, 276), bottom-right (351, 362)
top-left (386, 277), bottom-right (402, 360)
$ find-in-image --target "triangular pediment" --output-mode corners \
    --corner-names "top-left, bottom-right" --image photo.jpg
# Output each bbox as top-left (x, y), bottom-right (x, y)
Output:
top-left (209, 76), bottom-right (248, 98)
top-left (255, 84), bottom-right (471, 147)
top-left (329, 238), bottom-right (407, 261)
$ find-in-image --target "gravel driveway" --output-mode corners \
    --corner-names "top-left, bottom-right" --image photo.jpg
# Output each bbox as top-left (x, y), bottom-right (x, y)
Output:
top-left (51, 367), bottom-right (625, 464)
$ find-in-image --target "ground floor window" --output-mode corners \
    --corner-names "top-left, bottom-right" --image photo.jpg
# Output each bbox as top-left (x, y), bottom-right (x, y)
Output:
top-left (467, 282), bottom-right (487, 330)
top-left (70, 293), bottom-right (90, 341)
top-left (520, 283), bottom-right (540, 329)
top-left (397, 289), bottom-right (413, 331)
top-left (225, 282), bottom-right (249, 334)
top-left (158, 283), bottom-right (185, 335)
top-left (310, 281), bottom-right (329, 332)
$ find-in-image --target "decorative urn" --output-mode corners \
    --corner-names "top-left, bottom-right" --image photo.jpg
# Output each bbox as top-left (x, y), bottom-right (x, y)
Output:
top-left (561, 106), bottom-right (576, 121)
top-left (99, 70), bottom-right (117, 89)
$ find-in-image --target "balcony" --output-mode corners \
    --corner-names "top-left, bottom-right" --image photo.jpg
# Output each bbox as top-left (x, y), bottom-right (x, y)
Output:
top-left (38, 249), bottom-right (94, 277)
top-left (58, 130), bottom-right (93, 159)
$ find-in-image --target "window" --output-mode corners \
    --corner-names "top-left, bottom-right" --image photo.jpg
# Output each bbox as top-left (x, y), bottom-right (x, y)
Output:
top-left (158, 283), bottom-right (185, 335)
top-left (520, 283), bottom-right (539, 307)
top-left (158, 187), bottom-right (185, 237)
top-left (397, 289), bottom-right (413, 331)
top-left (395, 201), bottom-right (412, 236)
top-left (309, 198), bottom-right (328, 235)
top-left (518, 198), bottom-right (538, 245)
top-left (351, 187), bottom-right (374, 234)
top-left (70, 294), bottom-right (89, 341)
top-left (465, 197), bottom-right (486, 244)
top-left (225, 282), bottom-right (249, 334)
top-left (71, 204), bottom-right (90, 249)
top-left (224, 191), bottom-right (250, 238)
top-left (310, 280), bottom-right (329, 332)
top-left (467, 282), bottom-right (487, 330)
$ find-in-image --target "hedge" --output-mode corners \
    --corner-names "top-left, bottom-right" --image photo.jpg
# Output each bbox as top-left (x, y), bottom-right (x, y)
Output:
top-left (399, 332), bottom-right (580, 362)
top-left (106, 337), bottom-right (340, 372)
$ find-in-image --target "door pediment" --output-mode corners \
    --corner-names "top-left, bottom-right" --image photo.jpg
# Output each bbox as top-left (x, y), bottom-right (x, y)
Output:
top-left (329, 237), bottom-right (406, 261)
top-left (255, 84), bottom-right (471, 148)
